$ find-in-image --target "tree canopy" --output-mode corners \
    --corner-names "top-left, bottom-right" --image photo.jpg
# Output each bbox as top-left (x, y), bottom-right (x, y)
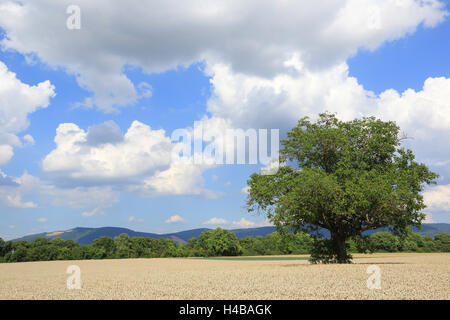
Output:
top-left (246, 113), bottom-right (438, 263)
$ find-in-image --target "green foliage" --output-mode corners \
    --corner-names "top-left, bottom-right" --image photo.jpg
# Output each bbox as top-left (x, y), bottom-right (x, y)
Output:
top-left (367, 232), bottom-right (400, 252)
top-left (0, 229), bottom-right (448, 263)
top-left (309, 238), bottom-right (352, 264)
top-left (0, 238), bottom-right (4, 256)
top-left (197, 228), bottom-right (242, 256)
top-left (246, 113), bottom-right (438, 263)
top-left (93, 236), bottom-right (116, 258)
top-left (432, 233), bottom-right (449, 252)
top-left (113, 233), bottom-right (132, 258)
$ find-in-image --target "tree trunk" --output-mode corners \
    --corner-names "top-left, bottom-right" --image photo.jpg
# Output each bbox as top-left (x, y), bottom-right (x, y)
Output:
top-left (331, 233), bottom-right (349, 263)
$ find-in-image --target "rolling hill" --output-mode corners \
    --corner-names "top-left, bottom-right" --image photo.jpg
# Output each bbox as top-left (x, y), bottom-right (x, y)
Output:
top-left (12, 223), bottom-right (450, 245)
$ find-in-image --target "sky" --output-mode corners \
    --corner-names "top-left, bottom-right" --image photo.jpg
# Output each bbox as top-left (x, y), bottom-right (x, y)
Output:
top-left (0, 0), bottom-right (449, 240)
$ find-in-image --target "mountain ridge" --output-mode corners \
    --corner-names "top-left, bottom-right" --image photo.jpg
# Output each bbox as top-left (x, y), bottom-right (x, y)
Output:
top-left (12, 223), bottom-right (450, 245)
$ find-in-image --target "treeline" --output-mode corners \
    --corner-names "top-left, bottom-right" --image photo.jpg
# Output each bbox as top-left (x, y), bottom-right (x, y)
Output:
top-left (0, 228), bottom-right (448, 263)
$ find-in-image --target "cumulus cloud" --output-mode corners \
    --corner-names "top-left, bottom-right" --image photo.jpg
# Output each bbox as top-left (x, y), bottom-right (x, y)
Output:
top-left (165, 214), bottom-right (186, 224)
top-left (423, 213), bottom-right (434, 224)
top-left (205, 62), bottom-right (450, 167)
top-left (241, 186), bottom-right (250, 195)
top-left (42, 120), bottom-right (172, 184)
top-left (85, 121), bottom-right (124, 146)
top-left (231, 218), bottom-right (273, 229)
top-left (81, 207), bottom-right (105, 218)
top-left (128, 216), bottom-right (145, 223)
top-left (22, 134), bottom-right (35, 146)
top-left (203, 217), bottom-right (228, 225)
top-left (41, 120), bottom-right (220, 198)
top-left (0, 145), bottom-right (13, 166)
top-left (0, 0), bottom-right (446, 112)
top-left (424, 185), bottom-right (450, 213)
top-left (1, 0), bottom-right (449, 220)
top-left (140, 159), bottom-right (222, 199)
top-left (0, 61), bottom-right (55, 164)
top-left (4, 194), bottom-right (37, 208)
top-left (207, 63), bottom-right (450, 131)
top-left (0, 171), bottom-right (119, 211)
top-left (0, 170), bottom-right (17, 186)
top-left (0, 171), bottom-right (37, 208)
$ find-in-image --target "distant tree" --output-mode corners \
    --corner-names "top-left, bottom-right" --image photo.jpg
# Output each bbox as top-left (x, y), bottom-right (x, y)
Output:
top-left (50, 238), bottom-right (66, 248)
top-left (57, 247), bottom-right (73, 260)
top-left (198, 228), bottom-right (242, 256)
top-left (369, 232), bottom-right (400, 252)
top-left (10, 246), bottom-right (28, 262)
top-left (182, 237), bottom-right (201, 256)
top-left (239, 236), bottom-right (258, 256)
top-left (291, 232), bottom-right (313, 254)
top-left (434, 233), bottom-right (450, 252)
top-left (79, 244), bottom-right (99, 260)
top-left (158, 238), bottom-right (178, 257)
top-left (93, 236), bottom-right (116, 258)
top-left (114, 234), bottom-right (132, 258)
top-left (130, 237), bottom-right (153, 258)
top-left (247, 113), bottom-right (438, 263)
top-left (0, 238), bottom-right (5, 257)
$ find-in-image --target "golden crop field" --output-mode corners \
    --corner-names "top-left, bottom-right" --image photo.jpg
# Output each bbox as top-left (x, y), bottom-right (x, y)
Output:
top-left (0, 253), bottom-right (449, 300)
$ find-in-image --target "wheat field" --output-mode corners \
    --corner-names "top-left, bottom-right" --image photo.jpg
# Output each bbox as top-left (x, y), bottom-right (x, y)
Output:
top-left (0, 253), bottom-right (449, 300)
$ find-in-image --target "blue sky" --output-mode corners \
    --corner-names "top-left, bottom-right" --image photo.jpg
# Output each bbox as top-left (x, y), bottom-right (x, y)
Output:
top-left (0, 0), bottom-right (449, 239)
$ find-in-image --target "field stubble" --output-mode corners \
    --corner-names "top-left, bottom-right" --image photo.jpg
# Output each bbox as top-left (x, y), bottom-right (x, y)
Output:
top-left (0, 253), bottom-right (448, 300)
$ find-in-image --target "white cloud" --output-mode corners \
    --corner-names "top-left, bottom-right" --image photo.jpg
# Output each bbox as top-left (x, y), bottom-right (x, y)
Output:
top-left (1, 0), bottom-right (449, 222)
top-left (205, 62), bottom-right (450, 167)
top-left (41, 120), bottom-right (220, 198)
top-left (140, 157), bottom-right (222, 199)
top-left (22, 134), bottom-right (35, 146)
top-left (203, 217), bottom-right (228, 225)
top-left (423, 213), bottom-right (434, 224)
top-left (42, 120), bottom-right (172, 184)
top-left (128, 216), bottom-right (145, 223)
top-left (37, 217), bottom-right (47, 223)
top-left (231, 217), bottom-right (273, 229)
top-left (4, 194), bottom-right (37, 208)
top-left (0, 171), bottom-right (119, 211)
top-left (0, 170), bottom-right (17, 186)
top-left (81, 207), bottom-right (104, 218)
top-left (207, 63), bottom-right (450, 131)
top-left (0, 0), bottom-right (445, 112)
top-left (0, 145), bottom-right (13, 166)
top-left (165, 214), bottom-right (186, 224)
top-left (0, 61), bottom-right (55, 164)
top-left (424, 185), bottom-right (450, 212)
top-left (241, 186), bottom-right (250, 194)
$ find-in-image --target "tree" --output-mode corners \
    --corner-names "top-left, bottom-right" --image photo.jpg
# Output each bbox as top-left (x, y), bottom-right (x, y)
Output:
top-left (246, 113), bottom-right (438, 263)
top-left (0, 238), bottom-right (5, 257)
top-left (434, 233), bottom-right (450, 252)
top-left (369, 232), bottom-right (400, 252)
top-left (198, 228), bottom-right (242, 256)
top-left (157, 238), bottom-right (178, 257)
top-left (113, 233), bottom-right (132, 258)
top-left (130, 237), bottom-right (153, 258)
top-left (93, 236), bottom-right (116, 258)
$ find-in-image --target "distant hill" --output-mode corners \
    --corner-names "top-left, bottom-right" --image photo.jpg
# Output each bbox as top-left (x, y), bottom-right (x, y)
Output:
top-left (12, 223), bottom-right (450, 245)
top-left (13, 227), bottom-right (210, 245)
